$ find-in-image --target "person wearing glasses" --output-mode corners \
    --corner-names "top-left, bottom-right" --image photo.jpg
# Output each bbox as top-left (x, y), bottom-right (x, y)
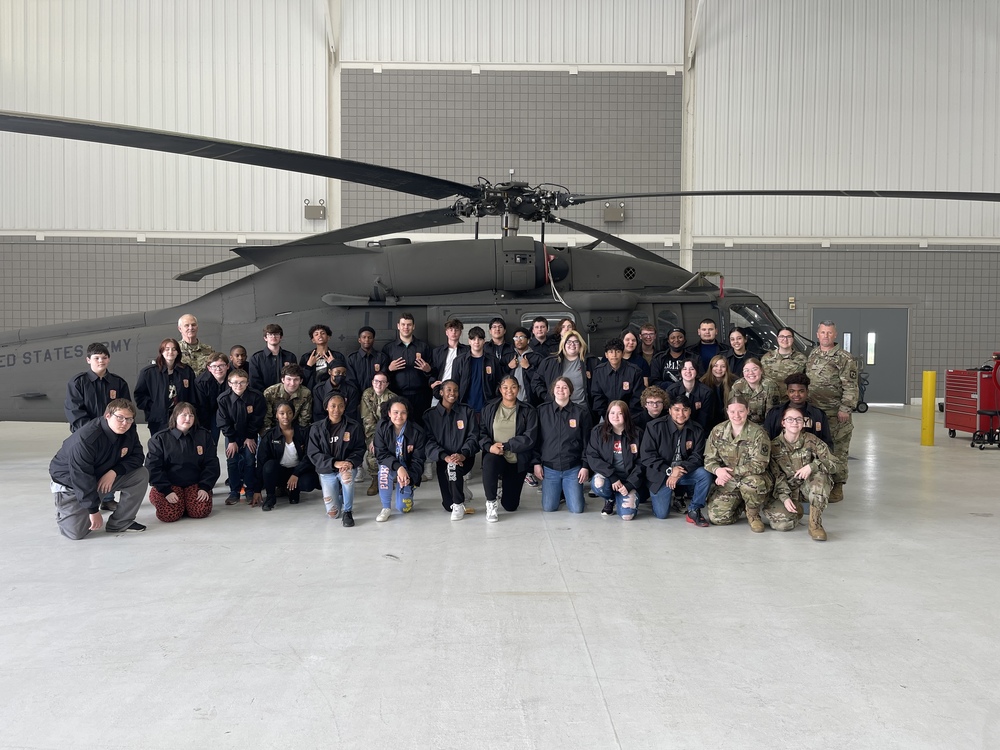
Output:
top-left (145, 402), bottom-right (220, 523)
top-left (217, 368), bottom-right (266, 506)
top-left (194, 352), bottom-right (230, 446)
top-left (761, 327), bottom-right (807, 400)
top-left (763, 404), bottom-right (838, 540)
top-left (64, 342), bottom-right (134, 511)
top-left (49, 398), bottom-right (149, 539)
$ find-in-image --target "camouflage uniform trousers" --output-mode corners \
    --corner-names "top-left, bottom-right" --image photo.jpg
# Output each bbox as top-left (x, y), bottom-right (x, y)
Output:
top-left (762, 472), bottom-right (831, 531)
top-left (706, 473), bottom-right (773, 525)
top-left (825, 411), bottom-right (853, 484)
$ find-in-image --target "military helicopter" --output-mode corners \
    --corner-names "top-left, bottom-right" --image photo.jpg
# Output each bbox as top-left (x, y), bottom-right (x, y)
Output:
top-left (2, 109), bottom-right (998, 422)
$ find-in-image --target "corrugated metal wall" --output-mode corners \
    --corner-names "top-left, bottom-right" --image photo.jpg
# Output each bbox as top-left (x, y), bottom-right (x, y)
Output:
top-left (0, 0), bottom-right (329, 235)
top-left (341, 0), bottom-right (684, 67)
top-left (692, 0), bottom-right (1000, 240)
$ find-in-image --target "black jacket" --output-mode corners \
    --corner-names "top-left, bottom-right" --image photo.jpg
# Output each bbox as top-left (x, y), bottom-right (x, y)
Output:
top-left (453, 351), bottom-right (500, 407)
top-left (532, 355), bottom-right (594, 405)
top-left (193, 370), bottom-right (228, 430)
top-left (347, 348), bottom-right (390, 393)
top-left (257, 424), bottom-right (315, 478)
top-left (381, 337), bottom-right (433, 394)
top-left (479, 399), bottom-right (539, 473)
top-left (430, 343), bottom-right (471, 385)
top-left (248, 347), bottom-right (297, 392)
top-left (665, 381), bottom-right (716, 433)
top-left (650, 350), bottom-right (687, 388)
top-left (640, 416), bottom-right (707, 493)
top-left (49, 417), bottom-right (145, 512)
top-left (686, 340), bottom-right (730, 374)
top-left (584, 425), bottom-right (645, 492)
top-left (589, 359), bottom-right (644, 418)
top-left (307, 417), bottom-right (366, 476)
top-left (299, 348), bottom-right (346, 390)
top-left (135, 363), bottom-right (195, 433)
top-left (217, 388), bottom-right (267, 444)
top-left (64, 370), bottom-right (132, 433)
top-left (534, 401), bottom-right (592, 471)
top-left (374, 418), bottom-right (427, 484)
top-left (763, 401), bottom-right (834, 449)
top-left (146, 426), bottom-right (220, 494)
top-left (484, 340), bottom-right (516, 381)
top-left (312, 380), bottom-right (361, 423)
top-left (423, 403), bottom-right (480, 461)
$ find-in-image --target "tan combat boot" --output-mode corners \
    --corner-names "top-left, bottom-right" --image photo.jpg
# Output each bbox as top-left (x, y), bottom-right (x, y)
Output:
top-left (809, 504), bottom-right (827, 541)
top-left (367, 478), bottom-right (379, 496)
top-left (747, 508), bottom-right (765, 533)
top-left (829, 483), bottom-right (844, 503)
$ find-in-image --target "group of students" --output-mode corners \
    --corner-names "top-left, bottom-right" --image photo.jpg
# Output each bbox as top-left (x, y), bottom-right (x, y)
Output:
top-left (49, 312), bottom-right (842, 541)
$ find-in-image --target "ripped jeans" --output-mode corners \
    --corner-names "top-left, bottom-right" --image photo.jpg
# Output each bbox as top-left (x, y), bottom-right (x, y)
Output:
top-left (591, 473), bottom-right (639, 519)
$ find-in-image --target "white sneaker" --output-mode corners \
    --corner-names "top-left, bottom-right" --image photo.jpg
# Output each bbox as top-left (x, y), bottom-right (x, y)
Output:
top-left (376, 508), bottom-right (391, 522)
top-left (486, 501), bottom-right (499, 523)
top-left (451, 503), bottom-right (465, 521)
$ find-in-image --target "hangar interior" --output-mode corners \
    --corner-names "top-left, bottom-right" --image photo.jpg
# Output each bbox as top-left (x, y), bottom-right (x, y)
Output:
top-left (1, 1), bottom-right (998, 748)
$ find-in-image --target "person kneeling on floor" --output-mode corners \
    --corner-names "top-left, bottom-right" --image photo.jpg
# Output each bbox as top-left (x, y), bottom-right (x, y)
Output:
top-left (145, 402), bottom-right (220, 522)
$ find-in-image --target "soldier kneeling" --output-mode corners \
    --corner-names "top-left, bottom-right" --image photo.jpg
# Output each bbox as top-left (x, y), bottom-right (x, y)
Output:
top-left (704, 395), bottom-right (772, 532)
top-left (763, 404), bottom-right (838, 541)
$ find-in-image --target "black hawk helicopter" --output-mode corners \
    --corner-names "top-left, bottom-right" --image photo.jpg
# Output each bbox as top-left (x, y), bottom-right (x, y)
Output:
top-left (1, 109), bottom-right (997, 422)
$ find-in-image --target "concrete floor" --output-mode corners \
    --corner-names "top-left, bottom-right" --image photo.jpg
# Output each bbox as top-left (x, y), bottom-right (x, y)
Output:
top-left (1, 407), bottom-right (998, 749)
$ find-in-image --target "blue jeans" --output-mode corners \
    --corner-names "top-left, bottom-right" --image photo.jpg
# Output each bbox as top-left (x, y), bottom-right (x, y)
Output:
top-left (649, 467), bottom-right (713, 519)
top-left (226, 444), bottom-right (258, 494)
top-left (541, 466), bottom-right (585, 513)
top-left (378, 464), bottom-right (414, 511)
top-left (591, 473), bottom-right (639, 518)
top-left (320, 469), bottom-right (357, 513)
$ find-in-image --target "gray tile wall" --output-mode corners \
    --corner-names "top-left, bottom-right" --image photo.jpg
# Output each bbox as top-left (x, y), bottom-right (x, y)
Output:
top-left (341, 70), bottom-right (683, 235)
top-left (690, 245), bottom-right (1000, 400)
top-left (0, 236), bottom-right (253, 328)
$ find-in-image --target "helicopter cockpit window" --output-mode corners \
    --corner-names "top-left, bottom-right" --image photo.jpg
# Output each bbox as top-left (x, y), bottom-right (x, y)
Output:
top-left (728, 303), bottom-right (785, 356)
top-left (519, 313), bottom-right (574, 332)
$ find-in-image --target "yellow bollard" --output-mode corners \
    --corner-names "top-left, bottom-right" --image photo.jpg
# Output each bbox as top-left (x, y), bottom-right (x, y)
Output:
top-left (921, 371), bottom-right (937, 446)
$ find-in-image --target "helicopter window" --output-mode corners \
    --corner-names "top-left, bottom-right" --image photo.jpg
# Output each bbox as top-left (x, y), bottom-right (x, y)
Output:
top-left (519, 313), bottom-right (574, 331)
top-left (656, 309), bottom-right (681, 332)
top-left (727, 303), bottom-right (807, 355)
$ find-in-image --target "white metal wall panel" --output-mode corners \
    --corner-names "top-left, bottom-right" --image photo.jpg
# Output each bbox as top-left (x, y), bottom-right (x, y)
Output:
top-left (341, 0), bottom-right (684, 67)
top-left (691, 0), bottom-right (1000, 240)
top-left (0, 0), bottom-right (329, 235)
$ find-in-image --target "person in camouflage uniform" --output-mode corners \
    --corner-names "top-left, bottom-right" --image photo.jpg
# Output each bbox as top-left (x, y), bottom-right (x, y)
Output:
top-left (760, 327), bottom-right (807, 400)
top-left (804, 321), bottom-right (858, 503)
top-left (360, 370), bottom-right (397, 495)
top-left (763, 404), bottom-right (839, 540)
top-left (262, 363), bottom-right (312, 432)
top-left (177, 314), bottom-right (216, 376)
top-left (729, 357), bottom-right (780, 424)
top-left (704, 395), bottom-right (772, 531)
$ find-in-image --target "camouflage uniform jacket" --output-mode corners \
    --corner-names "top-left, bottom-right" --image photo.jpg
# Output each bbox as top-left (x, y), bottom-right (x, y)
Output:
top-left (805, 345), bottom-right (859, 414)
top-left (361, 387), bottom-right (398, 443)
top-left (760, 349), bottom-right (807, 392)
top-left (262, 383), bottom-right (313, 432)
top-left (704, 421), bottom-right (771, 481)
top-left (769, 432), bottom-right (838, 503)
top-left (730, 377), bottom-right (780, 424)
top-left (180, 339), bottom-right (217, 376)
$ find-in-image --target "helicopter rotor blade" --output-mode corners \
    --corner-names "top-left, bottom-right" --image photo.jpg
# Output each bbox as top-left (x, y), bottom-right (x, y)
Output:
top-left (554, 217), bottom-right (672, 266)
top-left (565, 189), bottom-right (1000, 205)
top-left (0, 110), bottom-right (480, 201)
top-left (174, 207), bottom-right (463, 281)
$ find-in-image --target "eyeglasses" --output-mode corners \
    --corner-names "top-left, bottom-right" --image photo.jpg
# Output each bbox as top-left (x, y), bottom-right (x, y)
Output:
top-left (513, 335), bottom-right (527, 340)
top-left (783, 417), bottom-right (805, 424)
top-left (229, 380), bottom-right (248, 387)
top-left (110, 413), bottom-right (135, 424)
top-left (777, 334), bottom-right (794, 340)
top-left (645, 400), bottom-right (663, 407)
top-left (208, 364), bottom-right (227, 370)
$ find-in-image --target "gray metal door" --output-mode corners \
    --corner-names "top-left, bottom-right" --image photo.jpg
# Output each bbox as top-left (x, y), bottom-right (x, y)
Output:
top-left (811, 307), bottom-right (909, 404)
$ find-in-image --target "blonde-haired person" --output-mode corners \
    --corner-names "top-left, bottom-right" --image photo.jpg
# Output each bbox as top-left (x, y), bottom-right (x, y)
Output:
top-left (532, 329), bottom-right (592, 407)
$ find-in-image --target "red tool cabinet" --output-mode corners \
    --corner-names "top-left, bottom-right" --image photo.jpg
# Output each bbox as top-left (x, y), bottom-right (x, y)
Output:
top-left (945, 369), bottom-right (1000, 437)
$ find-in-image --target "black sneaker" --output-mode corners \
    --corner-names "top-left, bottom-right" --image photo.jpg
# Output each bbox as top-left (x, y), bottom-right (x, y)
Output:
top-left (686, 509), bottom-right (709, 527)
top-left (601, 500), bottom-right (616, 516)
top-left (108, 521), bottom-right (146, 533)
top-left (100, 499), bottom-right (118, 511)
top-left (262, 496), bottom-right (276, 512)
top-left (342, 511), bottom-right (355, 527)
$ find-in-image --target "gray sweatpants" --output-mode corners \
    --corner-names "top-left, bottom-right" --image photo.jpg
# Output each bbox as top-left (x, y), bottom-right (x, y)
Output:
top-left (52, 466), bottom-right (149, 540)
